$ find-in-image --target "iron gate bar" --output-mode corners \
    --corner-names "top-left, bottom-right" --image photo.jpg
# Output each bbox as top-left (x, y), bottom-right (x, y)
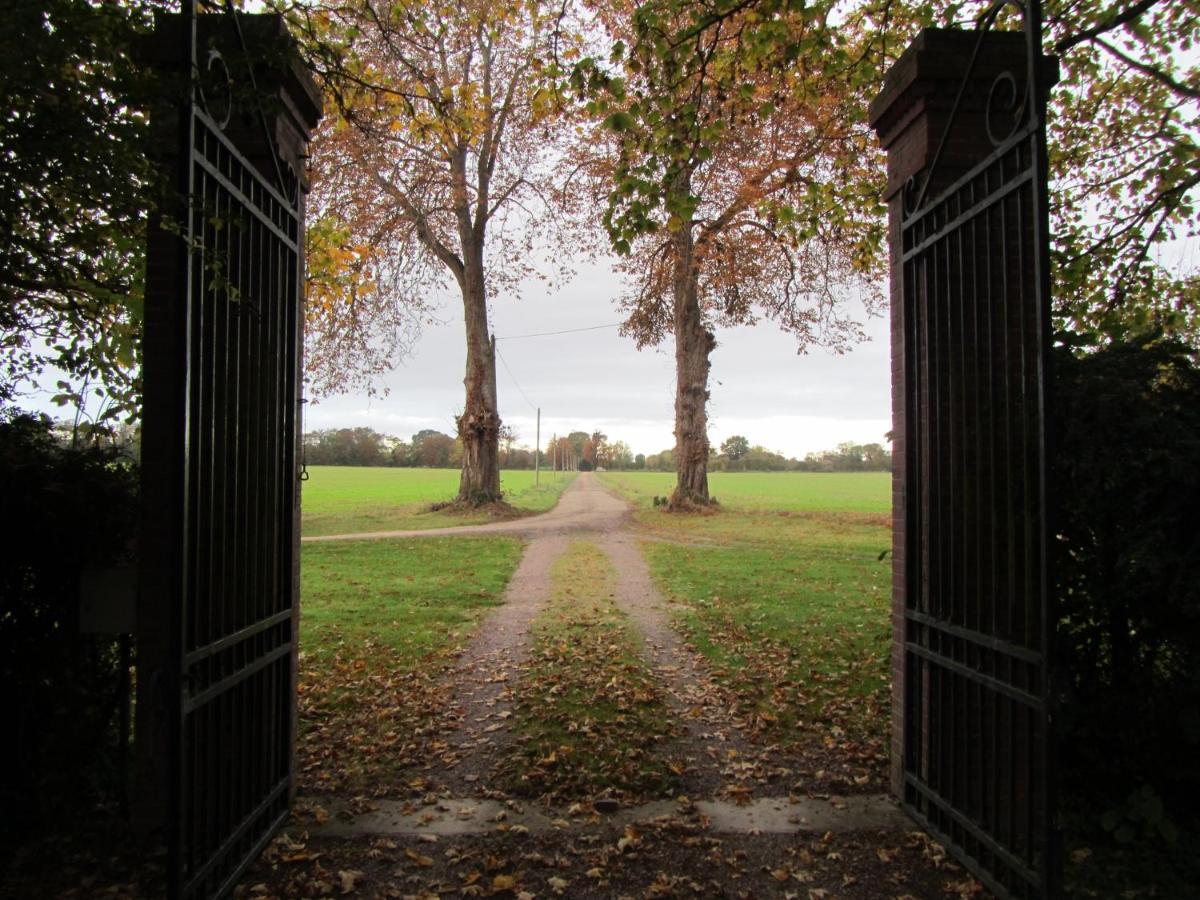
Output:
top-left (905, 609), bottom-right (1044, 666)
top-left (905, 643), bottom-right (1043, 710)
top-left (903, 779), bottom-right (1042, 884)
top-left (184, 779), bottom-right (291, 895)
top-left (190, 108), bottom-right (299, 244)
top-left (908, 0), bottom-right (1024, 214)
top-left (220, 0), bottom-right (293, 201)
top-left (892, 2), bottom-right (1057, 898)
top-left (184, 609), bottom-right (293, 666)
top-left (184, 644), bottom-right (293, 713)
top-left (166, 6), bottom-right (199, 896)
top-left (903, 169), bottom-right (1035, 260)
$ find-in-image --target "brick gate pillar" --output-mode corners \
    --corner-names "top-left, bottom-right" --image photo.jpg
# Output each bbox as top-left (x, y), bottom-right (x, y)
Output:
top-left (867, 28), bottom-right (1047, 798)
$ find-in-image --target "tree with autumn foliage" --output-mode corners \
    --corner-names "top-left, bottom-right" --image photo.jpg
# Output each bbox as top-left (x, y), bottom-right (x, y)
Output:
top-left (584, 428), bottom-right (607, 466)
top-left (276, 0), bottom-right (580, 503)
top-left (548, 432), bottom-right (586, 469)
top-left (577, 0), bottom-right (884, 507)
top-left (853, 0), bottom-right (1200, 343)
top-left (1042, 0), bottom-right (1199, 342)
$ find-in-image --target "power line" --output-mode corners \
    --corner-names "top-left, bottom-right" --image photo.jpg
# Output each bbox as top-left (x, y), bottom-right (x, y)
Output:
top-left (495, 322), bottom-right (621, 340)
top-left (495, 342), bottom-right (538, 413)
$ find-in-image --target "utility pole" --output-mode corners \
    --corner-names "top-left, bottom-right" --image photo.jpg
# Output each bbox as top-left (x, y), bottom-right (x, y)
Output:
top-left (535, 407), bottom-right (540, 487)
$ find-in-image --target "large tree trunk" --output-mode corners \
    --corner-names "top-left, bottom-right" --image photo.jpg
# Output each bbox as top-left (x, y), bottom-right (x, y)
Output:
top-left (456, 242), bottom-right (501, 503)
top-left (671, 226), bottom-right (716, 508)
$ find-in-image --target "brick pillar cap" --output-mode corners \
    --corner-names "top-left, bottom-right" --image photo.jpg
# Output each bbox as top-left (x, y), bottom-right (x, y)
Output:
top-left (868, 27), bottom-right (1030, 147)
top-left (250, 14), bottom-right (323, 140)
top-left (147, 12), bottom-right (323, 138)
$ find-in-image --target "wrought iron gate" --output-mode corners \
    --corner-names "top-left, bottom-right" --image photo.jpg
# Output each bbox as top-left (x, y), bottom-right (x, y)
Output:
top-left (144, 6), bottom-right (317, 898)
top-left (899, 3), bottom-right (1055, 898)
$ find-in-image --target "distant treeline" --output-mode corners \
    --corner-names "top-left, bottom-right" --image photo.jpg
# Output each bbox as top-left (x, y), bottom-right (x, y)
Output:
top-left (639, 438), bottom-right (891, 473)
top-left (303, 427), bottom-right (545, 469)
top-left (304, 426), bottom-right (891, 473)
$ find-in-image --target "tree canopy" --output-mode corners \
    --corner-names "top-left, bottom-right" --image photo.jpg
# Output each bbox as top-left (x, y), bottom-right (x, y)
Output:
top-left (0, 0), bottom-right (156, 420)
top-left (720, 435), bottom-right (749, 461)
top-left (856, 0), bottom-right (1200, 344)
top-left (1043, 0), bottom-right (1200, 342)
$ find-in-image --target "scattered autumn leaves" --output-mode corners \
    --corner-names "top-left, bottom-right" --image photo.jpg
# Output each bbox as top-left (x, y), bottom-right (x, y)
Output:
top-left (243, 514), bottom-right (993, 898)
top-left (632, 508), bottom-right (894, 794)
top-left (297, 634), bottom-right (459, 797)
top-left (497, 541), bottom-right (682, 804)
top-left (237, 814), bottom-right (987, 899)
top-left (297, 537), bottom-right (524, 797)
top-left (255, 527), bottom-right (989, 899)
top-left (674, 598), bottom-right (890, 794)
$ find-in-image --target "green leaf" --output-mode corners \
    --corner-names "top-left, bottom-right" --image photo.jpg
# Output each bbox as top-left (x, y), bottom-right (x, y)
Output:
top-left (605, 111), bottom-right (635, 133)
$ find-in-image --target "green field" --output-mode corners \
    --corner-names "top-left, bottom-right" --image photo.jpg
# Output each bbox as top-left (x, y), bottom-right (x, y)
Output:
top-left (301, 466), bottom-right (576, 536)
top-left (597, 470), bottom-right (891, 513)
top-left (300, 536), bottom-right (524, 660)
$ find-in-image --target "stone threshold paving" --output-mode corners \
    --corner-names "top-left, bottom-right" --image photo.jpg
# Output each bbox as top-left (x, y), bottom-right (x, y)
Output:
top-left (300, 794), bottom-right (908, 838)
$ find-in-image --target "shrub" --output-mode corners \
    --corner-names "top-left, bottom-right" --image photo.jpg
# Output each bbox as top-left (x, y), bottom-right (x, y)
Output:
top-left (0, 414), bottom-right (139, 838)
top-left (1053, 335), bottom-right (1200, 822)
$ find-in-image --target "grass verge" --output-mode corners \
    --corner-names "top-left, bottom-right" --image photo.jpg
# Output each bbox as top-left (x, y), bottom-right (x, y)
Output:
top-left (298, 536), bottom-right (524, 795)
top-left (500, 540), bottom-right (679, 803)
top-left (601, 472), bottom-right (893, 792)
top-left (302, 468), bottom-right (577, 536)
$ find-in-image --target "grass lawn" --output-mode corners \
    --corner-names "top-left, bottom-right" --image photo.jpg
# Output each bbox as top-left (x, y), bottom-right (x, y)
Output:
top-left (297, 536), bottom-right (525, 794)
top-left (301, 467), bottom-right (576, 536)
top-left (500, 540), bottom-right (678, 803)
top-left (599, 470), bottom-right (893, 790)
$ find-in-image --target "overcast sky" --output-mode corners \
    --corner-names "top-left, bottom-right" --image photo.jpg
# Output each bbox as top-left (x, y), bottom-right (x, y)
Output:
top-left (306, 258), bottom-right (892, 459)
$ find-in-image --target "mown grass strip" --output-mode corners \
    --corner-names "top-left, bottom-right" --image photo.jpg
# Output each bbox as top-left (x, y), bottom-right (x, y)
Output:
top-left (298, 536), bottom-right (524, 795)
top-left (501, 540), bottom-right (679, 803)
top-left (303, 467), bottom-right (577, 536)
top-left (598, 470), bottom-right (891, 514)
